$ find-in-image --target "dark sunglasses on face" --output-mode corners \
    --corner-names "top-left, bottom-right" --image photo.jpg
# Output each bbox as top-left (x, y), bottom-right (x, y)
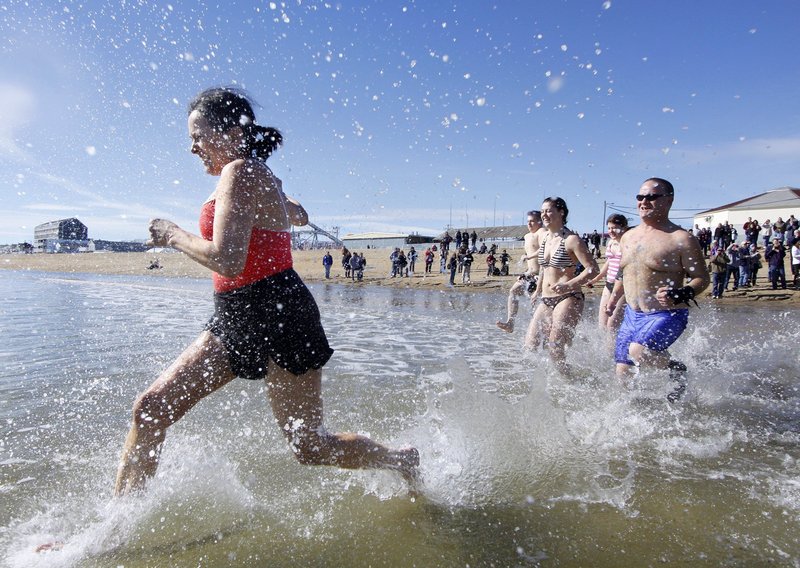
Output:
top-left (636, 193), bottom-right (666, 202)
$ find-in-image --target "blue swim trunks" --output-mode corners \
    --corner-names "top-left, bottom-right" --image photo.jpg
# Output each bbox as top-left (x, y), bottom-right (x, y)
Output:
top-left (614, 305), bottom-right (689, 365)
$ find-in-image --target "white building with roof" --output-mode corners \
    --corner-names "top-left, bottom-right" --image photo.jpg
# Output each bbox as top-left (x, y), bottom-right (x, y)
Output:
top-left (693, 187), bottom-right (800, 236)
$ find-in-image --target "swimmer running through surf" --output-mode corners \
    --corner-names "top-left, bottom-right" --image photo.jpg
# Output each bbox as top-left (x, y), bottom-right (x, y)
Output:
top-left (114, 87), bottom-right (419, 496)
top-left (527, 197), bottom-right (599, 375)
top-left (605, 178), bottom-right (709, 402)
top-left (496, 210), bottom-right (544, 333)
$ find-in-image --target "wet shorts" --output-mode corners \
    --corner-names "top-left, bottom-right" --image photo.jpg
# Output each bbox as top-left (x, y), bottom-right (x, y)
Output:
top-left (614, 305), bottom-right (689, 365)
top-left (205, 269), bottom-right (334, 379)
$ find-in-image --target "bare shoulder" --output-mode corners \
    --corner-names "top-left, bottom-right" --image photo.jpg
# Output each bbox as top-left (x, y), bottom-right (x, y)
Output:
top-left (524, 229), bottom-right (541, 247)
top-left (564, 232), bottom-right (587, 250)
top-left (670, 226), bottom-right (699, 247)
top-left (221, 159), bottom-right (279, 194)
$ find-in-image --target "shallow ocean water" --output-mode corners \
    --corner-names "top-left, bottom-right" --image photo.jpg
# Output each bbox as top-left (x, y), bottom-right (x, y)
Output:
top-left (1, 270), bottom-right (798, 567)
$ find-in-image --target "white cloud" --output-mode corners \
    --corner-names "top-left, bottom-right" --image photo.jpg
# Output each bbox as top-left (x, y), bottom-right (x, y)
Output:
top-left (0, 83), bottom-right (36, 161)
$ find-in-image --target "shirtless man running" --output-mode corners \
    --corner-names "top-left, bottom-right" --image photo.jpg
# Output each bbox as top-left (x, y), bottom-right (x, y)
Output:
top-left (606, 178), bottom-right (709, 402)
top-left (496, 210), bottom-right (544, 333)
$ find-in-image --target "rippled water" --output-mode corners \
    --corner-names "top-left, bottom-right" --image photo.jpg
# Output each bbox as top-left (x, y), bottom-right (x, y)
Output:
top-left (1, 270), bottom-right (798, 567)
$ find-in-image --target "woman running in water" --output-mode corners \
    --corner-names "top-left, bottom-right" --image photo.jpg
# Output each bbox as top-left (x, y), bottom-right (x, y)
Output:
top-left (114, 87), bottom-right (418, 496)
top-left (588, 213), bottom-right (629, 348)
top-left (527, 197), bottom-right (598, 375)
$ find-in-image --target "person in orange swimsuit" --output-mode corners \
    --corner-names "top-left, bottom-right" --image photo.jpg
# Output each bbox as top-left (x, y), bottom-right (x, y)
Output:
top-left (114, 87), bottom-right (418, 496)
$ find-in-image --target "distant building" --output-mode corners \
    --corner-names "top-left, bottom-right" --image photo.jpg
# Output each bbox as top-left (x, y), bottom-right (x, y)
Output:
top-left (34, 218), bottom-right (89, 253)
top-left (341, 232), bottom-right (434, 250)
top-left (91, 239), bottom-right (149, 253)
top-left (0, 242), bottom-right (34, 254)
top-left (693, 187), bottom-right (800, 236)
top-left (437, 225), bottom-right (529, 248)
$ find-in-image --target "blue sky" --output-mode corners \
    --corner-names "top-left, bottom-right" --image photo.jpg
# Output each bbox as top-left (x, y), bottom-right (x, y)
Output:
top-left (1, 0), bottom-right (799, 243)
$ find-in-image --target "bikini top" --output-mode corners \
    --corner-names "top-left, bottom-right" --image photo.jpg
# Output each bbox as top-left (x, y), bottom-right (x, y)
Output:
top-left (200, 199), bottom-right (293, 293)
top-left (538, 228), bottom-right (576, 269)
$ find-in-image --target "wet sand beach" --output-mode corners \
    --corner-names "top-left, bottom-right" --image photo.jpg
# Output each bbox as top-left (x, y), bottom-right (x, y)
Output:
top-left (1, 248), bottom-right (798, 306)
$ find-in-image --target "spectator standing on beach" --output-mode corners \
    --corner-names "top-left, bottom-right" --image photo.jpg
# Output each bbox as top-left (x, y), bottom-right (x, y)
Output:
top-left (348, 252), bottom-right (360, 281)
top-left (470, 230), bottom-right (478, 249)
top-left (115, 87), bottom-right (418, 496)
top-left (738, 242), bottom-right (752, 288)
top-left (749, 244), bottom-right (762, 286)
top-left (528, 197), bottom-right (598, 375)
top-left (750, 219), bottom-right (761, 248)
top-left (455, 230), bottom-right (462, 250)
top-left (723, 222), bottom-right (733, 247)
top-left (708, 244), bottom-right (729, 299)
top-left (765, 239), bottom-right (787, 289)
top-left (442, 232), bottom-right (452, 254)
top-left (424, 247), bottom-right (434, 273)
top-left (791, 236), bottom-right (800, 289)
top-left (408, 247), bottom-right (418, 276)
top-left (447, 252), bottom-right (458, 285)
top-left (486, 251), bottom-right (496, 276)
top-left (787, 216), bottom-right (799, 243)
top-left (456, 247), bottom-right (465, 274)
top-left (698, 227), bottom-right (712, 256)
top-left (772, 218), bottom-right (787, 244)
top-left (440, 251), bottom-right (447, 273)
top-left (499, 249), bottom-right (511, 276)
top-left (389, 248), bottom-right (400, 277)
top-left (605, 178), bottom-right (709, 403)
top-left (496, 210), bottom-right (543, 333)
top-left (724, 242), bottom-right (741, 291)
top-left (762, 219), bottom-right (773, 247)
top-left (589, 230), bottom-right (602, 259)
top-left (462, 248), bottom-right (474, 283)
top-left (342, 247), bottom-right (352, 279)
top-left (322, 251), bottom-right (333, 279)
top-left (713, 223), bottom-right (724, 248)
top-left (787, 223), bottom-right (798, 249)
top-left (743, 218), bottom-right (755, 244)
top-left (587, 213), bottom-right (629, 339)
top-left (397, 250), bottom-right (408, 277)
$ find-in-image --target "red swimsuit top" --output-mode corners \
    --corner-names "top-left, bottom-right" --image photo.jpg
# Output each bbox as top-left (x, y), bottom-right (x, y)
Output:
top-left (200, 199), bottom-right (293, 292)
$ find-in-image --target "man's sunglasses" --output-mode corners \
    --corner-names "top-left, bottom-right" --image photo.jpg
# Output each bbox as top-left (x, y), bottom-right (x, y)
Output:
top-left (636, 193), bottom-right (666, 202)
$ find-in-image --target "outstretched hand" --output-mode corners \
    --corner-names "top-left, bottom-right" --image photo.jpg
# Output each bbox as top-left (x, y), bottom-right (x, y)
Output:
top-left (148, 218), bottom-right (179, 247)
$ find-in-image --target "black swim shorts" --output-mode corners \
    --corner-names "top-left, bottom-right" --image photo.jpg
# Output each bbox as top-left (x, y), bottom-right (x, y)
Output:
top-left (204, 269), bottom-right (334, 379)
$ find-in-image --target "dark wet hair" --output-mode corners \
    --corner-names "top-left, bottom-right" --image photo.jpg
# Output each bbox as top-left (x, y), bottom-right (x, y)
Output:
top-left (542, 197), bottom-right (569, 224)
top-left (527, 210), bottom-right (542, 221)
top-left (644, 177), bottom-right (674, 195)
top-left (188, 87), bottom-right (283, 161)
top-left (606, 213), bottom-right (628, 227)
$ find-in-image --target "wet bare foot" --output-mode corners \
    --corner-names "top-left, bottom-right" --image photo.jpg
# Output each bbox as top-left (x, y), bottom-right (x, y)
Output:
top-left (384, 447), bottom-right (420, 486)
top-left (35, 542), bottom-right (64, 553)
top-left (496, 320), bottom-right (514, 333)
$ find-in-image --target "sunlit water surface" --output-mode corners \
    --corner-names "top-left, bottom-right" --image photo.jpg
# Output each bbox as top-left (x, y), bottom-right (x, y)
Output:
top-left (1, 270), bottom-right (798, 567)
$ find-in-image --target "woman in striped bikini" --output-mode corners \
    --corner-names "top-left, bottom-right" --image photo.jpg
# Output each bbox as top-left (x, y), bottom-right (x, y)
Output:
top-left (526, 197), bottom-right (598, 376)
top-left (114, 87), bottom-right (418, 496)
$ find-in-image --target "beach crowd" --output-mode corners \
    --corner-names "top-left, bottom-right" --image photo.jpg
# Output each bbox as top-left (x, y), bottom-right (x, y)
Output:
top-left (319, 181), bottom-right (798, 404)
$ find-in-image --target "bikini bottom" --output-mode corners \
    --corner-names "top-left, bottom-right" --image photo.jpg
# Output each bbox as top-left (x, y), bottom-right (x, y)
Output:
top-left (540, 291), bottom-right (585, 309)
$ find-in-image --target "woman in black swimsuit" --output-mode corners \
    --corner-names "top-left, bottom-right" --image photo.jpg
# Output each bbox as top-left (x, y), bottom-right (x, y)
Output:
top-left (526, 197), bottom-right (598, 376)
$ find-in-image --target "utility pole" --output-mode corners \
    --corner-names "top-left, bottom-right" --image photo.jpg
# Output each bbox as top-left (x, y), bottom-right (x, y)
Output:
top-left (602, 200), bottom-right (607, 235)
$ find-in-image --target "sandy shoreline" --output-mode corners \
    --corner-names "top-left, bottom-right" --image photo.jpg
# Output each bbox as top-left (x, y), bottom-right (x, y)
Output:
top-left (2, 249), bottom-right (798, 307)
